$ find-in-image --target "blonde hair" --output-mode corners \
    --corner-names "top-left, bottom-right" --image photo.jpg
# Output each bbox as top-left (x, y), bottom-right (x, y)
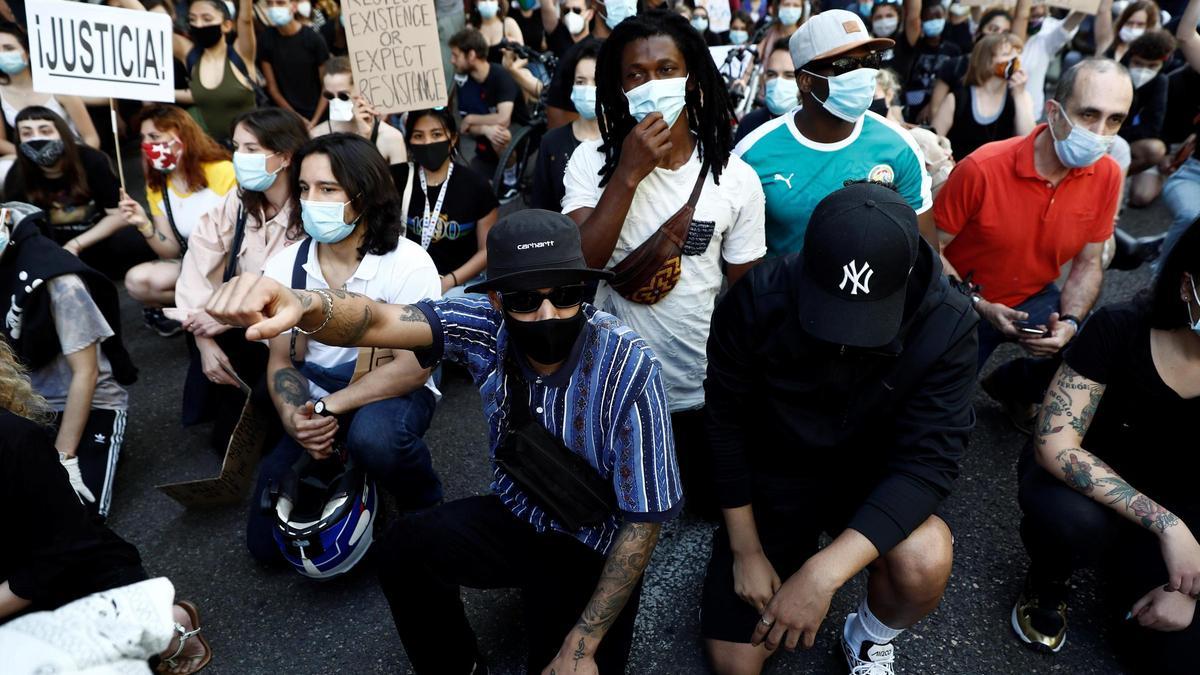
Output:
top-left (0, 338), bottom-right (52, 424)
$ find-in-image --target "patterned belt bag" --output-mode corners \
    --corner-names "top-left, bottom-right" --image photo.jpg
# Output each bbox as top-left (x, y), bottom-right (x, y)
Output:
top-left (608, 165), bottom-right (708, 305)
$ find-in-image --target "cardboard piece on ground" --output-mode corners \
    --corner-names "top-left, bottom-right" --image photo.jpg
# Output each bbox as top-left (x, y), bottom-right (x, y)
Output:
top-left (26, 0), bottom-right (175, 103)
top-left (157, 376), bottom-right (268, 508)
top-left (342, 0), bottom-right (448, 114)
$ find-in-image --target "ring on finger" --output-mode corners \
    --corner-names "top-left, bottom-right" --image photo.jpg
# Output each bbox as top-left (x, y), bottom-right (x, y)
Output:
top-left (759, 616), bottom-right (773, 626)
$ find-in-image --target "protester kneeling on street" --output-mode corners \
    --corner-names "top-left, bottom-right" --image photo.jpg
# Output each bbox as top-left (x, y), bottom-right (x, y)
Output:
top-left (244, 133), bottom-right (444, 571)
top-left (1012, 219), bottom-right (1200, 674)
top-left (207, 210), bottom-right (682, 674)
top-left (702, 182), bottom-right (978, 675)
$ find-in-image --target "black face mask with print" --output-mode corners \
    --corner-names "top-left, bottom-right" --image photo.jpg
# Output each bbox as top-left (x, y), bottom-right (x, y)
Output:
top-left (189, 23), bottom-right (224, 49)
top-left (410, 140), bottom-right (451, 172)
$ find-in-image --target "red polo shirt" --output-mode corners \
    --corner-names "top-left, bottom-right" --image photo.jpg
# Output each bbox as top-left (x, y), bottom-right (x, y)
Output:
top-left (934, 125), bottom-right (1119, 308)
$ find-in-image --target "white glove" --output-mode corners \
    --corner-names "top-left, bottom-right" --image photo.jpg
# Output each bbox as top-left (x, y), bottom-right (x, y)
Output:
top-left (59, 455), bottom-right (96, 504)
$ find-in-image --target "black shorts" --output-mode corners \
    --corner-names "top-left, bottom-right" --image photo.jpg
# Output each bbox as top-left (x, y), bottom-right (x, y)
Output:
top-left (699, 473), bottom-right (869, 644)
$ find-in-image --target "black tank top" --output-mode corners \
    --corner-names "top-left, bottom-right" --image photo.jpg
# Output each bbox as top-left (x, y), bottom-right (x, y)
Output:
top-left (946, 85), bottom-right (1017, 161)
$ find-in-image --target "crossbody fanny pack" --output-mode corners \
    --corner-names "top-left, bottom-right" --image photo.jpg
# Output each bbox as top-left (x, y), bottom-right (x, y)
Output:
top-left (492, 353), bottom-right (616, 531)
top-left (608, 165), bottom-right (708, 305)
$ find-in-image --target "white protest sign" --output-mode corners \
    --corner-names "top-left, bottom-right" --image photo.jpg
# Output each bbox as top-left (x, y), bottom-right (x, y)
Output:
top-left (343, 0), bottom-right (448, 114)
top-left (27, 0), bottom-right (174, 104)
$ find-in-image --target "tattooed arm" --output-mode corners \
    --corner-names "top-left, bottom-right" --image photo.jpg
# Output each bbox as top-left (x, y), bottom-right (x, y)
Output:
top-left (1036, 363), bottom-right (1200, 597)
top-left (206, 274), bottom-right (434, 350)
top-left (265, 335), bottom-right (338, 456)
top-left (541, 522), bottom-right (662, 675)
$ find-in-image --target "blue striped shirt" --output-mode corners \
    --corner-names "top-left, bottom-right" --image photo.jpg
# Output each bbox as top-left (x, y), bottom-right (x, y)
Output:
top-left (415, 297), bottom-right (683, 554)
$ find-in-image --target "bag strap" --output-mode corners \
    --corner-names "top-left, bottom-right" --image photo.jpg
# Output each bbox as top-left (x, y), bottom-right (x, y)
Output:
top-left (685, 163), bottom-right (708, 210)
top-left (400, 162), bottom-right (415, 223)
top-left (159, 188), bottom-right (189, 256)
top-left (503, 345), bottom-right (533, 428)
top-left (223, 204), bottom-right (249, 282)
top-left (288, 238), bottom-right (315, 365)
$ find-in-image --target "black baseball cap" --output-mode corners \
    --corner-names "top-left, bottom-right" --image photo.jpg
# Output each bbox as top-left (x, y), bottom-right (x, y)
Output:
top-left (465, 210), bottom-right (613, 293)
top-left (795, 182), bottom-right (920, 348)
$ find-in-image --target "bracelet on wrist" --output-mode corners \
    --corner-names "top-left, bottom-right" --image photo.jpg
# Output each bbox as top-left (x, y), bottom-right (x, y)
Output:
top-left (450, 271), bottom-right (459, 286)
top-left (294, 289), bottom-right (334, 336)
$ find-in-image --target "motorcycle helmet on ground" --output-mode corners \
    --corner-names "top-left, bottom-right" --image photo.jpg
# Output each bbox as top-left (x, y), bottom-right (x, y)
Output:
top-left (267, 452), bottom-right (377, 579)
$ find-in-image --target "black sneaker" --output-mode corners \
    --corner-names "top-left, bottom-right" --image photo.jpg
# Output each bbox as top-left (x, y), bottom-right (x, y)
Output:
top-left (143, 307), bottom-right (182, 337)
top-left (1011, 577), bottom-right (1068, 653)
top-left (981, 370), bottom-right (1038, 435)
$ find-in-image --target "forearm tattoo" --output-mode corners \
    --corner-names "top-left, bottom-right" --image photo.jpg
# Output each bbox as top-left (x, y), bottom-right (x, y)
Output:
top-left (575, 522), bottom-right (660, 640)
top-left (1055, 448), bottom-right (1180, 533)
top-left (272, 367), bottom-right (309, 407)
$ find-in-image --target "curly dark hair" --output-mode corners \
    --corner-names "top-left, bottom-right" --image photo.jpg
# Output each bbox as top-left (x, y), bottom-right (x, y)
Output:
top-left (288, 133), bottom-right (402, 259)
top-left (594, 10), bottom-right (734, 187)
top-left (1145, 218), bottom-right (1200, 330)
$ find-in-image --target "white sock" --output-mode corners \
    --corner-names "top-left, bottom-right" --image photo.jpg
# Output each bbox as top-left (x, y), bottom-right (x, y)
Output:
top-left (844, 596), bottom-right (904, 657)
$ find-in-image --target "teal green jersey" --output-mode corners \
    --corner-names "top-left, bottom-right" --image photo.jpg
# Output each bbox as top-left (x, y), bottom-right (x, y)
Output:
top-left (734, 110), bottom-right (932, 256)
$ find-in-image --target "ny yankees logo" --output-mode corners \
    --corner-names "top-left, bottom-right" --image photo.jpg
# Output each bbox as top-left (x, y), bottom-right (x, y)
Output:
top-left (772, 173), bottom-right (794, 189)
top-left (839, 260), bottom-right (874, 295)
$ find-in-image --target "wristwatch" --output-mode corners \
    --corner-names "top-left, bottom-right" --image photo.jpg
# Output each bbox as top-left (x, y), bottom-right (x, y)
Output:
top-left (1059, 314), bottom-right (1081, 331)
top-left (313, 398), bottom-right (335, 417)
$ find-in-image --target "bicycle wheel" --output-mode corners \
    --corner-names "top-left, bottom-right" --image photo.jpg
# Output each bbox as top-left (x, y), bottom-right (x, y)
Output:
top-left (492, 122), bottom-right (543, 205)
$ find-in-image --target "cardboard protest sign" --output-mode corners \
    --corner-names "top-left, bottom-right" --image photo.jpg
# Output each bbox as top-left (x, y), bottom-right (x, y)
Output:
top-left (342, 0), bottom-right (448, 113)
top-left (157, 378), bottom-right (268, 508)
top-left (1042, 0), bottom-right (1101, 14)
top-left (26, 0), bottom-right (174, 103)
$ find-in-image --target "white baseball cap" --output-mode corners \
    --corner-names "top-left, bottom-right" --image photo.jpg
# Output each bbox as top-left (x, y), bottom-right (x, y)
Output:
top-left (788, 9), bottom-right (894, 71)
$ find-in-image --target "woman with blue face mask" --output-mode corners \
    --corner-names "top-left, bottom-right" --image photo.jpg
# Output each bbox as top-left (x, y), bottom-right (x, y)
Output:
top-left (891, 0), bottom-right (963, 122)
top-left (174, 108), bottom-right (309, 444)
top-left (0, 25), bottom-right (101, 162)
top-left (1011, 219), bottom-right (1200, 671)
top-left (468, 0), bottom-right (529, 64)
top-left (755, 0), bottom-right (807, 73)
top-left (531, 43), bottom-right (602, 213)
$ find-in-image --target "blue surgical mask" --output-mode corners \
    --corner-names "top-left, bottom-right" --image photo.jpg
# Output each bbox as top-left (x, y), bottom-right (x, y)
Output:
top-left (571, 84), bottom-right (597, 120)
top-left (857, 0), bottom-right (873, 17)
top-left (804, 67), bottom-right (878, 123)
top-left (729, 29), bottom-right (749, 45)
top-left (1048, 100), bottom-right (1115, 169)
top-left (778, 5), bottom-right (803, 25)
top-left (300, 198), bottom-right (359, 244)
top-left (477, 0), bottom-right (500, 18)
top-left (604, 0), bottom-right (637, 29)
top-left (266, 6), bottom-right (293, 26)
top-left (233, 151), bottom-right (282, 192)
top-left (0, 52), bottom-right (26, 75)
top-left (625, 76), bottom-right (688, 127)
top-left (922, 18), bottom-right (946, 37)
top-left (691, 16), bottom-right (709, 32)
top-left (765, 77), bottom-right (799, 115)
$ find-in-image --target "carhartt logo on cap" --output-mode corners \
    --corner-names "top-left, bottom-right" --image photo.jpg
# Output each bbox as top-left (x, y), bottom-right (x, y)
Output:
top-left (517, 240), bottom-right (555, 250)
top-left (839, 260), bottom-right (873, 295)
top-left (843, 20), bottom-right (862, 33)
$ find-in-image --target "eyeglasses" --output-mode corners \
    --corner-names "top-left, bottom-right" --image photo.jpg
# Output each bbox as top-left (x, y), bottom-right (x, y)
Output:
top-left (322, 91), bottom-right (351, 101)
top-left (823, 52), bottom-right (883, 75)
top-left (501, 284), bottom-right (588, 313)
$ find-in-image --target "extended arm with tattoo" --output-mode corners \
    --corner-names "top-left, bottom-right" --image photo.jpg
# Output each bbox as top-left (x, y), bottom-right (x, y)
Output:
top-left (544, 522), bottom-right (661, 673)
top-left (1034, 363), bottom-right (1179, 534)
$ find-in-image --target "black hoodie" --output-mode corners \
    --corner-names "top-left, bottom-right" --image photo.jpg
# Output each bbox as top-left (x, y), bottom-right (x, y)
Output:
top-left (704, 241), bottom-right (978, 556)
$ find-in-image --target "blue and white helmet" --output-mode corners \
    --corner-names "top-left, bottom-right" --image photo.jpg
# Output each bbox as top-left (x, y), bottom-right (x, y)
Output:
top-left (271, 454), bottom-right (376, 579)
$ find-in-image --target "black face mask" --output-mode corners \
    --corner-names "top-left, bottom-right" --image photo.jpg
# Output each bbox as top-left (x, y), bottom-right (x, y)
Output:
top-left (506, 312), bottom-right (586, 365)
top-left (869, 96), bottom-right (889, 116)
top-left (20, 139), bottom-right (65, 167)
top-left (189, 23), bottom-right (225, 49)
top-left (410, 140), bottom-right (451, 172)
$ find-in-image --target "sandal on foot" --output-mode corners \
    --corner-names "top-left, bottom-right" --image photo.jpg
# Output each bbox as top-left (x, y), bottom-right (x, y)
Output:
top-left (156, 600), bottom-right (212, 675)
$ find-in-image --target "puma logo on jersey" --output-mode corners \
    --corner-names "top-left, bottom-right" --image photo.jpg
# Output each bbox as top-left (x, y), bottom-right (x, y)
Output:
top-left (773, 173), bottom-right (794, 189)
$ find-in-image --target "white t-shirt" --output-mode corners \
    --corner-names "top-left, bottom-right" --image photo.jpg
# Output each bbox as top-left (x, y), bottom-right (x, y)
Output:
top-left (562, 140), bottom-right (766, 412)
top-left (1024, 17), bottom-right (1079, 120)
top-left (262, 237), bottom-right (443, 400)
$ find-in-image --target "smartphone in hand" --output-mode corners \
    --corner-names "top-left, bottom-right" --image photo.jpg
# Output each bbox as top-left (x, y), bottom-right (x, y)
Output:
top-left (1014, 320), bottom-right (1051, 338)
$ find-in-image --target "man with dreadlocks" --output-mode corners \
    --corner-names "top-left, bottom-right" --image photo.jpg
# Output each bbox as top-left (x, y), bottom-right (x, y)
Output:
top-left (563, 9), bottom-right (766, 518)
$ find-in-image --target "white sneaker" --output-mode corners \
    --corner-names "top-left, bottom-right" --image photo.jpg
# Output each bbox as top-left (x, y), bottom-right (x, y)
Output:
top-left (841, 613), bottom-right (896, 675)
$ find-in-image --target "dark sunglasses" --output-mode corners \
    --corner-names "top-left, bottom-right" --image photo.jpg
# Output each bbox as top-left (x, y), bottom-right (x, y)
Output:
top-left (825, 52), bottom-right (882, 75)
top-left (322, 91), bottom-right (351, 101)
top-left (501, 284), bottom-right (588, 313)
top-left (563, 6), bottom-right (585, 13)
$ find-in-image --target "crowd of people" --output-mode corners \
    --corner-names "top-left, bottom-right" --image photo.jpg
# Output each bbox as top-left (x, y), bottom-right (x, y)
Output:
top-left (0, 0), bottom-right (1198, 673)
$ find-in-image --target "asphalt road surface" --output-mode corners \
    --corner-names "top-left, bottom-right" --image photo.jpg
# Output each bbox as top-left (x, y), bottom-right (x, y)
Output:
top-left (101, 174), bottom-right (1169, 674)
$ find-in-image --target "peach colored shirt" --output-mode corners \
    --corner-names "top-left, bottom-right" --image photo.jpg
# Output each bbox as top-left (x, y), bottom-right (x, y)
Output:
top-left (175, 190), bottom-right (303, 311)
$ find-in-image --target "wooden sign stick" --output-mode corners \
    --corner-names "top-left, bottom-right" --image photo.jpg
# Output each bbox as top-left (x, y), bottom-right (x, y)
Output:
top-left (109, 98), bottom-right (126, 190)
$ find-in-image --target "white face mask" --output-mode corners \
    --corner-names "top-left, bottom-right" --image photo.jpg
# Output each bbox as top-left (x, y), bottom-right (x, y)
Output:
top-left (1119, 25), bottom-right (1145, 44)
top-left (329, 96), bottom-right (355, 122)
top-left (563, 10), bottom-right (586, 34)
top-left (1129, 66), bottom-right (1158, 89)
top-left (297, 1), bottom-right (312, 17)
top-left (872, 16), bottom-right (898, 36)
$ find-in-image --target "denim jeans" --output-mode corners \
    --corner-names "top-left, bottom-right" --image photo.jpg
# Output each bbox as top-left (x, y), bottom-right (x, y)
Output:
top-left (977, 284), bottom-right (1065, 405)
top-left (246, 387), bottom-right (442, 564)
top-left (1159, 157), bottom-right (1200, 270)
